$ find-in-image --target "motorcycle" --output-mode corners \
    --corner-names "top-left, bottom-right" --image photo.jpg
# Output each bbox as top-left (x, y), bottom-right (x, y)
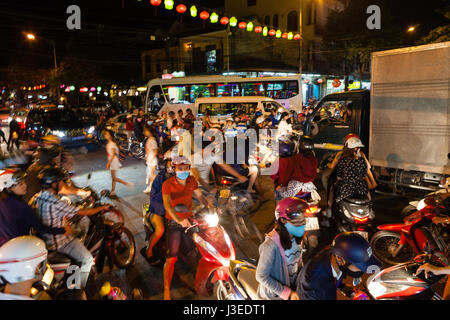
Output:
top-left (366, 253), bottom-right (448, 300)
top-left (128, 135), bottom-right (146, 160)
top-left (332, 194), bottom-right (375, 241)
top-left (370, 197), bottom-right (449, 266)
top-left (45, 179), bottom-right (136, 293)
top-left (141, 204), bottom-right (236, 298)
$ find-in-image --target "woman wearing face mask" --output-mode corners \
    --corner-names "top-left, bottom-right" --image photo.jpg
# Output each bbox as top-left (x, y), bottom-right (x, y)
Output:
top-left (255, 197), bottom-right (307, 300)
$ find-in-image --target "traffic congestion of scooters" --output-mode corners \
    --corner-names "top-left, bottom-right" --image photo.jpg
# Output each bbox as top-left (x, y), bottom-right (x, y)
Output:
top-left (0, 104), bottom-right (449, 301)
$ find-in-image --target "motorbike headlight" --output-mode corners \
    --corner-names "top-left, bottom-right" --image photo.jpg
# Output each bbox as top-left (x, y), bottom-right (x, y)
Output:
top-left (417, 199), bottom-right (426, 211)
top-left (204, 213), bottom-right (219, 228)
top-left (88, 126), bottom-right (95, 134)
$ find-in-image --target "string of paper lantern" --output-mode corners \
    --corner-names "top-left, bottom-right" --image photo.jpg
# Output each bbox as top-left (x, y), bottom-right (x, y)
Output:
top-left (148, 0), bottom-right (302, 41)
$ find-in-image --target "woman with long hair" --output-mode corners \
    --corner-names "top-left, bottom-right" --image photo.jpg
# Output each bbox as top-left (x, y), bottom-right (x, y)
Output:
top-left (104, 130), bottom-right (133, 196)
top-left (256, 197), bottom-right (307, 300)
top-left (143, 125), bottom-right (158, 194)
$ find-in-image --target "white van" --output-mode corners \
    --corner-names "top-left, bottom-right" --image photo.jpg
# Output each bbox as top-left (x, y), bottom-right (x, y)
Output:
top-left (159, 96), bottom-right (286, 124)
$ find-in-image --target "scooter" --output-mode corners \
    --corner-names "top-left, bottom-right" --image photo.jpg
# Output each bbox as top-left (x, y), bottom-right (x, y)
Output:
top-left (141, 204), bottom-right (236, 297)
top-left (128, 135), bottom-right (146, 160)
top-left (332, 194), bottom-right (375, 241)
top-left (370, 196), bottom-right (449, 266)
top-left (366, 253), bottom-right (448, 300)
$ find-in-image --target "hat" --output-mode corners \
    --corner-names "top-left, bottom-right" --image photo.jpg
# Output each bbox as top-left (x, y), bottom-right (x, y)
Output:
top-left (172, 156), bottom-right (190, 166)
top-left (346, 137), bottom-right (364, 149)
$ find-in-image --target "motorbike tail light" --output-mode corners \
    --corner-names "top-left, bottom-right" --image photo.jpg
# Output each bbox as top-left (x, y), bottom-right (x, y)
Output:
top-left (354, 216), bottom-right (369, 224)
top-left (305, 206), bottom-right (318, 217)
top-left (221, 179), bottom-right (232, 185)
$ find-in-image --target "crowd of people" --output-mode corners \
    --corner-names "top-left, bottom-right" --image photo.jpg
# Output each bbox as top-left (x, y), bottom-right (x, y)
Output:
top-left (0, 100), bottom-right (449, 301)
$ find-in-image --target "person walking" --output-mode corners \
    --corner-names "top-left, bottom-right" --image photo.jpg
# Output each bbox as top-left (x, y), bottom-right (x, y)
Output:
top-left (104, 130), bottom-right (133, 196)
top-left (143, 125), bottom-right (158, 194)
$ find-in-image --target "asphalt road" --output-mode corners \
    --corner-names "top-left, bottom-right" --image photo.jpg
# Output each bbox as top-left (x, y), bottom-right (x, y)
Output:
top-left (33, 144), bottom-right (438, 300)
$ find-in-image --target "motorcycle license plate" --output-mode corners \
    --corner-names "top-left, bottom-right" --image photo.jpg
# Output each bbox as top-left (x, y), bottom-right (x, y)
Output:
top-left (305, 217), bottom-right (320, 231)
top-left (354, 231), bottom-right (368, 241)
top-left (219, 189), bottom-right (230, 199)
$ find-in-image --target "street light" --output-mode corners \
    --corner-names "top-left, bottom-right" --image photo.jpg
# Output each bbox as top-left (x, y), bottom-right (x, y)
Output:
top-left (25, 32), bottom-right (59, 102)
top-left (407, 26), bottom-right (415, 32)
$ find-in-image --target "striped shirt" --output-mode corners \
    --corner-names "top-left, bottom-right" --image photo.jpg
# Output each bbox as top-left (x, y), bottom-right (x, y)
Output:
top-left (29, 191), bottom-right (78, 251)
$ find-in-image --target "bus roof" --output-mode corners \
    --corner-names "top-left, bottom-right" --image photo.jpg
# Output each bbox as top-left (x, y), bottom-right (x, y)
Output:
top-left (146, 74), bottom-right (301, 87)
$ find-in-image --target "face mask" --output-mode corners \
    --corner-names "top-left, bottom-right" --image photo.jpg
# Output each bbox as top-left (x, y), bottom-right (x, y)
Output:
top-left (176, 171), bottom-right (190, 180)
top-left (338, 262), bottom-right (365, 279)
top-left (285, 222), bottom-right (305, 238)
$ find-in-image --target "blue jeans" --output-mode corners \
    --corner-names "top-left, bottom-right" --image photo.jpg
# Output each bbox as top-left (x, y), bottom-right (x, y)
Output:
top-left (58, 238), bottom-right (94, 288)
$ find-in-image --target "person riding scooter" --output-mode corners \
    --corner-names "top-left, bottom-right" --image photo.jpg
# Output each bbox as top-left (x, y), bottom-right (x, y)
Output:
top-left (296, 232), bottom-right (381, 300)
top-left (161, 156), bottom-right (213, 300)
top-left (0, 235), bottom-right (48, 300)
top-left (256, 197), bottom-right (307, 300)
top-left (271, 136), bottom-right (320, 202)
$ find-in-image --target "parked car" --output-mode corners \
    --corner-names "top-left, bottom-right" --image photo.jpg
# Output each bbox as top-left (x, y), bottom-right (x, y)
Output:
top-left (25, 107), bottom-right (96, 147)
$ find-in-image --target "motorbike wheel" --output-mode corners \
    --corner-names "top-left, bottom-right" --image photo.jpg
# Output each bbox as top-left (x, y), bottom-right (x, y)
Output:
top-left (109, 227), bottom-right (136, 269)
top-left (401, 205), bottom-right (417, 218)
top-left (130, 144), bottom-right (142, 159)
top-left (370, 231), bottom-right (415, 266)
top-left (213, 280), bottom-right (235, 300)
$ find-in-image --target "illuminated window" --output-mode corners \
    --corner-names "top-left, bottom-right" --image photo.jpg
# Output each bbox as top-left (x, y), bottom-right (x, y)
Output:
top-left (162, 85), bottom-right (189, 104)
top-left (241, 82), bottom-right (265, 96)
top-left (216, 83), bottom-right (240, 97)
top-left (189, 84), bottom-right (215, 102)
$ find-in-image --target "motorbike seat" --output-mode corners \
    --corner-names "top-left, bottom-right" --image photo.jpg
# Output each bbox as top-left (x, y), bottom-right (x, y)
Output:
top-left (237, 268), bottom-right (260, 300)
top-left (343, 195), bottom-right (371, 205)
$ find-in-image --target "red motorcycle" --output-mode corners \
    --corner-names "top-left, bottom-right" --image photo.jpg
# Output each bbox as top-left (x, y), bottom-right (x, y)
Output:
top-left (141, 204), bottom-right (236, 297)
top-left (370, 197), bottom-right (449, 266)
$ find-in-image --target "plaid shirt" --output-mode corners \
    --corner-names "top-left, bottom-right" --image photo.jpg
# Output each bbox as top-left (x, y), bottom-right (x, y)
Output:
top-left (29, 191), bottom-right (79, 251)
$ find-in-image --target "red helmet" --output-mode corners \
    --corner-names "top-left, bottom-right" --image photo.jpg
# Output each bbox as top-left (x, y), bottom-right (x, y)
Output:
top-left (345, 133), bottom-right (359, 142)
top-left (275, 197), bottom-right (307, 224)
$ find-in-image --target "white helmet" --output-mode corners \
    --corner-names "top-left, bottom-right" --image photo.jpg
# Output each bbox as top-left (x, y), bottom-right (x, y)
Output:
top-left (0, 236), bottom-right (47, 284)
top-left (172, 155), bottom-right (190, 166)
top-left (256, 116), bottom-right (265, 125)
top-left (0, 168), bottom-right (27, 192)
top-left (346, 137), bottom-right (364, 149)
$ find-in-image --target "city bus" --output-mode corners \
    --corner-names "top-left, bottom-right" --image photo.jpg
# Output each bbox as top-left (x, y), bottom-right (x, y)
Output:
top-left (144, 74), bottom-right (302, 115)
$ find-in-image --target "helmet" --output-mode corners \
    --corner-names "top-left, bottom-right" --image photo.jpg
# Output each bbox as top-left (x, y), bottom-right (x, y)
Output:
top-left (275, 197), bottom-right (307, 225)
top-left (172, 155), bottom-right (190, 166)
top-left (346, 137), bottom-right (364, 149)
top-left (37, 166), bottom-right (67, 188)
top-left (279, 141), bottom-right (294, 157)
top-left (0, 168), bottom-right (27, 191)
top-left (255, 111), bottom-right (262, 117)
top-left (256, 116), bottom-right (265, 125)
top-left (300, 136), bottom-right (314, 151)
top-left (331, 232), bottom-right (381, 272)
top-left (0, 236), bottom-right (47, 284)
top-left (345, 133), bottom-right (359, 142)
top-left (40, 134), bottom-right (61, 146)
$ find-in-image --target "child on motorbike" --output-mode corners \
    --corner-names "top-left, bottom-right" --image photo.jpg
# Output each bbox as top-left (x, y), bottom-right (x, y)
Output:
top-left (256, 197), bottom-right (307, 300)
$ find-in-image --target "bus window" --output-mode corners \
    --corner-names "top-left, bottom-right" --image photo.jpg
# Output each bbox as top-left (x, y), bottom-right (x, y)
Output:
top-left (189, 84), bottom-right (215, 102)
top-left (162, 85), bottom-right (189, 104)
top-left (148, 85), bottom-right (165, 113)
top-left (216, 83), bottom-right (239, 97)
top-left (265, 81), bottom-right (299, 99)
top-left (241, 82), bottom-right (265, 96)
top-left (199, 103), bottom-right (234, 116)
top-left (263, 101), bottom-right (282, 113)
top-left (266, 82), bottom-right (285, 99)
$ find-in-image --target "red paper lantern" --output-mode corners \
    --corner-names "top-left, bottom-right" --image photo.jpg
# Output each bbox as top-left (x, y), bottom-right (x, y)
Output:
top-left (200, 11), bottom-right (209, 20)
top-left (176, 4), bottom-right (187, 13)
top-left (150, 0), bottom-right (161, 6)
top-left (282, 33), bottom-right (288, 39)
top-left (254, 26), bottom-right (262, 33)
top-left (220, 17), bottom-right (229, 25)
top-left (268, 29), bottom-right (276, 36)
top-left (238, 21), bottom-right (247, 29)
top-left (293, 34), bottom-right (301, 40)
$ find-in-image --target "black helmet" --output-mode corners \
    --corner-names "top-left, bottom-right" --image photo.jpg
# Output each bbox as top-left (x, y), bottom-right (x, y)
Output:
top-left (300, 136), bottom-right (314, 151)
top-left (331, 232), bottom-right (381, 273)
top-left (38, 166), bottom-right (67, 188)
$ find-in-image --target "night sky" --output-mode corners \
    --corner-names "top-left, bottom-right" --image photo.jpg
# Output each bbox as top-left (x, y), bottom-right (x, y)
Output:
top-left (0, 0), bottom-right (447, 84)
